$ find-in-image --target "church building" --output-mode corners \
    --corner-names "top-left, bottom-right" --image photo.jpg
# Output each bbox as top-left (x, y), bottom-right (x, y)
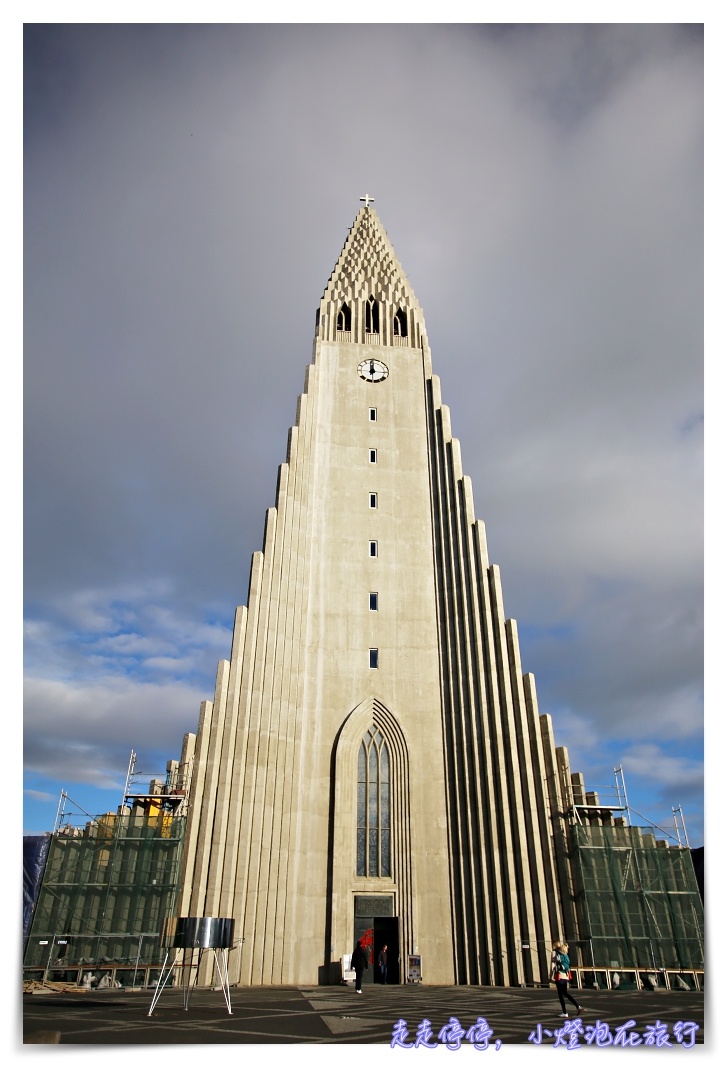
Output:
top-left (177, 200), bottom-right (566, 987)
top-left (175, 201), bottom-right (702, 991)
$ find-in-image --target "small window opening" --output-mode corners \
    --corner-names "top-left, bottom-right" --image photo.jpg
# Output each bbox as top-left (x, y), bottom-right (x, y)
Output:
top-left (369, 541), bottom-right (377, 557)
top-left (365, 296), bottom-right (380, 334)
top-left (369, 408), bottom-right (377, 422)
top-left (370, 593), bottom-right (378, 611)
top-left (369, 449), bottom-right (377, 463)
top-left (393, 308), bottom-right (408, 337)
top-left (337, 303), bottom-right (351, 331)
top-left (370, 493), bottom-right (377, 508)
top-left (369, 648), bottom-right (379, 669)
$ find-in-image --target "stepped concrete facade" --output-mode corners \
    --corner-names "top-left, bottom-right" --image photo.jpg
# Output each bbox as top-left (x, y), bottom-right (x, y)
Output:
top-left (178, 205), bottom-right (570, 987)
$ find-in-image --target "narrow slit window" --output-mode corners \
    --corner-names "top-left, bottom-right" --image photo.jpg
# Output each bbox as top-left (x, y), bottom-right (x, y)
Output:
top-left (369, 648), bottom-right (379, 669)
top-left (369, 541), bottom-right (377, 557)
top-left (369, 408), bottom-right (377, 422)
top-left (369, 449), bottom-right (377, 463)
top-left (370, 593), bottom-right (378, 611)
top-left (369, 493), bottom-right (377, 508)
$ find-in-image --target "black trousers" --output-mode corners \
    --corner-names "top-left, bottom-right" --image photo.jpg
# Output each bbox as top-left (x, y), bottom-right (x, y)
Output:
top-left (555, 978), bottom-right (580, 1013)
top-left (354, 967), bottom-right (364, 991)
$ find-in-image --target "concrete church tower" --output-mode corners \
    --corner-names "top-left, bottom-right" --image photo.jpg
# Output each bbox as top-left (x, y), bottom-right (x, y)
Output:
top-left (178, 202), bottom-right (565, 987)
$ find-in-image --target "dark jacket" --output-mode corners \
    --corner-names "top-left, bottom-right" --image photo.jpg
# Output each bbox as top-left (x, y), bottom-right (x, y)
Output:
top-left (352, 945), bottom-right (368, 971)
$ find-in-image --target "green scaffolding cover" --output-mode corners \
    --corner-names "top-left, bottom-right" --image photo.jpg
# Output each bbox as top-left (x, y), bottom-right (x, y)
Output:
top-left (24, 812), bottom-right (185, 971)
top-left (570, 823), bottom-right (704, 970)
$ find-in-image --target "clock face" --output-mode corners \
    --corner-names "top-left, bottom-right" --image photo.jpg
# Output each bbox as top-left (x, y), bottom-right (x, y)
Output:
top-left (358, 359), bottom-right (389, 383)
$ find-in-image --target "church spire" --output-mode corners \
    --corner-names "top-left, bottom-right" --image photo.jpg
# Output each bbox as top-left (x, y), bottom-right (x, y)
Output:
top-left (316, 204), bottom-right (427, 348)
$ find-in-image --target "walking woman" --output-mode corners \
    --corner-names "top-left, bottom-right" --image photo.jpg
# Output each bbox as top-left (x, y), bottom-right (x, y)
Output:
top-left (551, 941), bottom-right (581, 1018)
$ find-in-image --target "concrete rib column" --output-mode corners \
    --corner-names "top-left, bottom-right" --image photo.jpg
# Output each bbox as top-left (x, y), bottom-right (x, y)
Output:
top-left (439, 422), bottom-right (482, 984)
top-left (277, 363), bottom-right (321, 983)
top-left (217, 548), bottom-right (267, 984)
top-left (176, 699), bottom-right (213, 916)
top-left (484, 568), bottom-right (525, 982)
top-left (522, 673), bottom-right (562, 973)
top-left (246, 484), bottom-right (292, 983)
top-left (471, 531), bottom-right (512, 985)
top-left (427, 382), bottom-right (471, 982)
top-left (504, 620), bottom-right (555, 981)
top-left (428, 374), bottom-right (520, 986)
top-left (233, 507), bottom-right (279, 984)
top-left (540, 717), bottom-right (580, 945)
top-left (202, 605), bottom-right (248, 916)
top-left (186, 659), bottom-right (231, 921)
top-left (251, 421), bottom-right (300, 983)
top-left (264, 386), bottom-right (314, 983)
top-left (185, 655), bottom-right (234, 987)
top-left (468, 518), bottom-right (511, 985)
top-left (450, 464), bottom-right (494, 984)
top-left (453, 478), bottom-right (497, 983)
top-left (286, 349), bottom-right (335, 983)
top-left (452, 489), bottom-right (503, 978)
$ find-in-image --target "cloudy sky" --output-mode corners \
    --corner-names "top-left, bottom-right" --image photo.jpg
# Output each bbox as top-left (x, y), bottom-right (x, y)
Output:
top-left (23, 21), bottom-right (703, 845)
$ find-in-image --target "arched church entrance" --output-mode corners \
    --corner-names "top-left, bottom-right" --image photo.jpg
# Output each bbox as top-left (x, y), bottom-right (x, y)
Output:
top-left (331, 697), bottom-right (413, 987)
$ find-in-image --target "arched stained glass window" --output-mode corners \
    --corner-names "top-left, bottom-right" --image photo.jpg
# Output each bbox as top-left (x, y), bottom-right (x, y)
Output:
top-left (357, 728), bottom-right (391, 876)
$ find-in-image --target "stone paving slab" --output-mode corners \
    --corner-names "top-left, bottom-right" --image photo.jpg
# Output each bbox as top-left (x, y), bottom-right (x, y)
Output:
top-left (23, 984), bottom-right (704, 1047)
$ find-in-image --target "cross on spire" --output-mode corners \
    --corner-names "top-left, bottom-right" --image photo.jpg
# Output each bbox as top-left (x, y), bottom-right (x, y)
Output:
top-left (359, 193), bottom-right (375, 208)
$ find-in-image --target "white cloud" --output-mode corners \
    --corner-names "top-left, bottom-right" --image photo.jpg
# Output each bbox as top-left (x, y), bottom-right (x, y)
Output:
top-left (24, 789), bottom-right (56, 803)
top-left (621, 743), bottom-right (703, 792)
top-left (24, 675), bottom-right (202, 785)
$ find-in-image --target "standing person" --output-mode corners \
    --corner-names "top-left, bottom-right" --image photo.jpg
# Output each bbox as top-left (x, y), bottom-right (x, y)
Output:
top-left (551, 941), bottom-right (581, 1018)
top-left (351, 940), bottom-right (368, 993)
top-left (378, 944), bottom-right (388, 985)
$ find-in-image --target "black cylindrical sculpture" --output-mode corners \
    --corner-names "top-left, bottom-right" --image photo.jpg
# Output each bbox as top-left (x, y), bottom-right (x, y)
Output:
top-left (173, 917), bottom-right (235, 949)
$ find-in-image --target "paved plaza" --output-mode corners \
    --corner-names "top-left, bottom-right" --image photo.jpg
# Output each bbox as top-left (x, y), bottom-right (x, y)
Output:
top-left (23, 983), bottom-right (704, 1047)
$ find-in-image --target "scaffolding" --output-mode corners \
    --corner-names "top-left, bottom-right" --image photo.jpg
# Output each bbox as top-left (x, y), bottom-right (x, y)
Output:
top-left (23, 752), bottom-right (190, 987)
top-left (570, 822), bottom-right (703, 971)
top-left (562, 767), bottom-right (704, 986)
